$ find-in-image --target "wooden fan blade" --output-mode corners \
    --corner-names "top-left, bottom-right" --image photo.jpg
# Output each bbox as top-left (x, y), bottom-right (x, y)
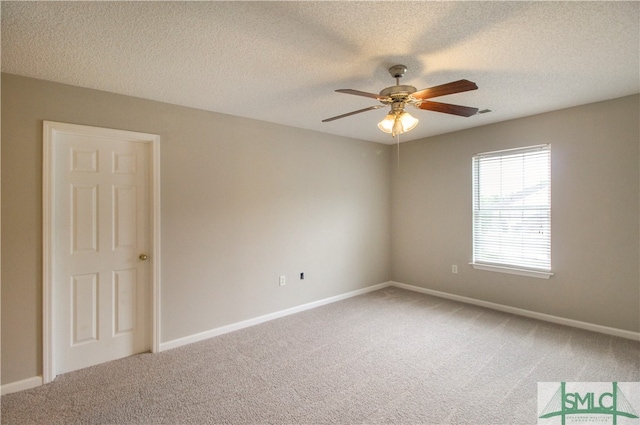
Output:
top-left (322, 105), bottom-right (385, 122)
top-left (418, 101), bottom-right (479, 117)
top-left (412, 79), bottom-right (478, 100)
top-left (336, 89), bottom-right (386, 100)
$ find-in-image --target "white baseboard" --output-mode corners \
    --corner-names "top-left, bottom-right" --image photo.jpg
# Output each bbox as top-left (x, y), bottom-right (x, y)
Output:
top-left (160, 281), bottom-right (392, 351)
top-left (390, 281), bottom-right (640, 341)
top-left (1, 376), bottom-right (43, 395)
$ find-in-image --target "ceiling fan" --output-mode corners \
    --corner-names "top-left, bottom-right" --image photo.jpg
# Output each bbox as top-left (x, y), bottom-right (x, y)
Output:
top-left (322, 65), bottom-right (479, 137)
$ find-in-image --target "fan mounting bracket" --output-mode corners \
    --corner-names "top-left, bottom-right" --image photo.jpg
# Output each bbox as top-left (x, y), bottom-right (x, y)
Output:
top-left (388, 65), bottom-right (407, 79)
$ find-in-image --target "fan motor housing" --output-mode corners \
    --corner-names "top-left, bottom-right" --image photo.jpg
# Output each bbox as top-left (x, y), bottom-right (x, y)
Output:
top-left (379, 85), bottom-right (417, 99)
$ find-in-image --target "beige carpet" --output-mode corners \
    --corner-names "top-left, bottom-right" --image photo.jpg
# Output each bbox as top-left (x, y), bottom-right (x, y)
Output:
top-left (2, 287), bottom-right (639, 424)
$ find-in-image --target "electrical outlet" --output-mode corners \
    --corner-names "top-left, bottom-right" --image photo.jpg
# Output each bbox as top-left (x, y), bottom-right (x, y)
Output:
top-left (279, 275), bottom-right (286, 286)
top-left (452, 265), bottom-right (458, 274)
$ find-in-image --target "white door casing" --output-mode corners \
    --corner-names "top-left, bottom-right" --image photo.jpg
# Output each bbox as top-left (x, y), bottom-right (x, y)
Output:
top-left (43, 121), bottom-right (160, 383)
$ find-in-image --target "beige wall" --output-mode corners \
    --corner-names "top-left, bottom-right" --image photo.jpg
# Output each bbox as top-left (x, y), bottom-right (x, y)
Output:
top-left (1, 73), bottom-right (392, 384)
top-left (391, 94), bottom-right (640, 332)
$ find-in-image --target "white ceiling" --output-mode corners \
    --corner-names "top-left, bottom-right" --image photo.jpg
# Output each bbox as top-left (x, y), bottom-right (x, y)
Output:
top-left (2, 1), bottom-right (639, 144)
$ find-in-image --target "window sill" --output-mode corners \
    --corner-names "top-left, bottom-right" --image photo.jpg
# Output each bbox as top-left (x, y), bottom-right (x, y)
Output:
top-left (469, 263), bottom-right (554, 279)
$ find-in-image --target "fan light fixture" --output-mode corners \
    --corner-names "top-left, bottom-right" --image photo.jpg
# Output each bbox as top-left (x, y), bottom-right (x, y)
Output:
top-left (377, 110), bottom-right (419, 137)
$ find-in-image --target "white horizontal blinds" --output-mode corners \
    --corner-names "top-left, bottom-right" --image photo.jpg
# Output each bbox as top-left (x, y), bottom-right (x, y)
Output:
top-left (473, 145), bottom-right (551, 271)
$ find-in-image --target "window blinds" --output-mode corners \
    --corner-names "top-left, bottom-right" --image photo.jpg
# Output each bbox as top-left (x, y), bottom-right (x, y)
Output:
top-left (472, 145), bottom-right (551, 271)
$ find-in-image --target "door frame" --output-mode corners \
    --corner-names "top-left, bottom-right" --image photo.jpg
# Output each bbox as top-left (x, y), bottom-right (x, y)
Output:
top-left (42, 121), bottom-right (161, 384)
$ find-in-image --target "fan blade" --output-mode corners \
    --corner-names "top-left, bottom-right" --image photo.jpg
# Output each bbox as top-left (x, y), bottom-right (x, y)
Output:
top-left (412, 79), bottom-right (478, 100)
top-left (335, 89), bottom-right (386, 100)
top-left (322, 105), bottom-right (385, 122)
top-left (418, 101), bottom-right (479, 117)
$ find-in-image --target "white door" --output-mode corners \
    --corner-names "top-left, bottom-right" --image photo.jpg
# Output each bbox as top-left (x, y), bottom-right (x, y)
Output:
top-left (47, 124), bottom-right (156, 376)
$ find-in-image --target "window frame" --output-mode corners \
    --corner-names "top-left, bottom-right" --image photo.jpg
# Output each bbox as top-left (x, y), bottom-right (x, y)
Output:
top-left (470, 144), bottom-right (553, 279)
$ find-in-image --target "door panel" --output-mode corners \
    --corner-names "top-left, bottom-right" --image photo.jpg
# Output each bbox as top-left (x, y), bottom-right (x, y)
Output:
top-left (113, 185), bottom-right (137, 250)
top-left (113, 268), bottom-right (137, 335)
top-left (71, 184), bottom-right (98, 253)
top-left (71, 273), bottom-right (98, 345)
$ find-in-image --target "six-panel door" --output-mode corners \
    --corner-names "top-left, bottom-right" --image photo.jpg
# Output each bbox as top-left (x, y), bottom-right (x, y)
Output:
top-left (53, 132), bottom-right (150, 375)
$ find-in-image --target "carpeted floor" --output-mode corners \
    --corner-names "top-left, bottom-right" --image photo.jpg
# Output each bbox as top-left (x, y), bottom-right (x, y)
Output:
top-left (2, 287), bottom-right (639, 424)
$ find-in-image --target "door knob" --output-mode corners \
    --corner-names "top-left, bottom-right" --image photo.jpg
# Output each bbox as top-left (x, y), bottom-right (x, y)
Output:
top-left (139, 254), bottom-right (148, 261)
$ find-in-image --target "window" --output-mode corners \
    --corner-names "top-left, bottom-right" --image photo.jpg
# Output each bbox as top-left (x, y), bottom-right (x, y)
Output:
top-left (472, 145), bottom-right (552, 278)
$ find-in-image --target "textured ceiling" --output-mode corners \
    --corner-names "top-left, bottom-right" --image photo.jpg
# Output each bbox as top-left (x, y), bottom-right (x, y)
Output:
top-left (2, 1), bottom-right (639, 144)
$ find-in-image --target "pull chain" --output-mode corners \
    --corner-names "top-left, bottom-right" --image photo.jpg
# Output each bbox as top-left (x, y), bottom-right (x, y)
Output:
top-left (396, 133), bottom-right (400, 169)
